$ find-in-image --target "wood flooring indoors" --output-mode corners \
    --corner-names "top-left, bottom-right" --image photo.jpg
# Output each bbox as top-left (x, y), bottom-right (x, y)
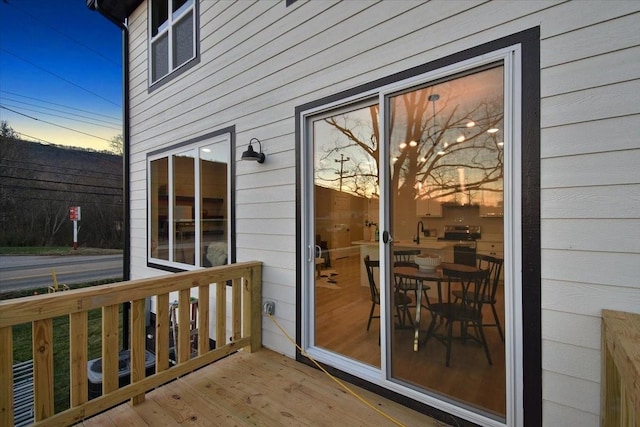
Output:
top-left (315, 254), bottom-right (506, 418)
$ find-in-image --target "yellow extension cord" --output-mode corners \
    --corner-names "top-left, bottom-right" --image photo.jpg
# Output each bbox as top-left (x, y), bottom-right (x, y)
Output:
top-left (266, 312), bottom-right (406, 427)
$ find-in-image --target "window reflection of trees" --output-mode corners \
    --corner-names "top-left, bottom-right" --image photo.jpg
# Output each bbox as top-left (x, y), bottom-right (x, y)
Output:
top-left (314, 67), bottom-right (504, 210)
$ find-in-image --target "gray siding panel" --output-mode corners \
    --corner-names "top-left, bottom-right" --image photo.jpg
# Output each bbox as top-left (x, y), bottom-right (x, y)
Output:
top-left (125, 1), bottom-right (640, 425)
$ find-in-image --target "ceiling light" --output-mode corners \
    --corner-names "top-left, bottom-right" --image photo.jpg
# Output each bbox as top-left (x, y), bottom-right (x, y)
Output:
top-left (466, 121), bottom-right (475, 127)
top-left (487, 128), bottom-right (499, 134)
top-left (399, 142), bottom-right (407, 149)
top-left (409, 140), bottom-right (417, 147)
top-left (456, 135), bottom-right (465, 143)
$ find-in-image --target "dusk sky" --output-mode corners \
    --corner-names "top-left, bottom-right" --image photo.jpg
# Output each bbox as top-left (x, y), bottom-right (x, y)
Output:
top-left (0, 1), bottom-right (123, 152)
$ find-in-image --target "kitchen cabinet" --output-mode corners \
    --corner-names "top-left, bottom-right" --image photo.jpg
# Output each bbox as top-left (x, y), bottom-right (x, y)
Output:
top-left (416, 198), bottom-right (443, 217)
top-left (479, 204), bottom-right (503, 217)
top-left (476, 241), bottom-right (503, 257)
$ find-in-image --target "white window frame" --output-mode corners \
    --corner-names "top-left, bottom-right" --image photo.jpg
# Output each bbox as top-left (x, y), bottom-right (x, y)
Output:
top-left (147, 133), bottom-right (232, 271)
top-left (148, 0), bottom-right (197, 86)
top-left (300, 46), bottom-right (523, 427)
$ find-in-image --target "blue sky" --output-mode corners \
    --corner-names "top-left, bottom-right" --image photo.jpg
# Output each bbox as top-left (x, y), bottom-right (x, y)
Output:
top-left (0, 0), bottom-right (123, 151)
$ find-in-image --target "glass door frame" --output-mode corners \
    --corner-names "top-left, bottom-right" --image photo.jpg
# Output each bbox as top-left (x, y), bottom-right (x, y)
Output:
top-left (299, 44), bottom-right (526, 427)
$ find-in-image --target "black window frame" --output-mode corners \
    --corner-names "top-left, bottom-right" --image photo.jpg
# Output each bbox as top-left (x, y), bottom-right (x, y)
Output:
top-left (148, 0), bottom-right (200, 90)
top-left (146, 127), bottom-right (236, 273)
top-left (294, 27), bottom-right (541, 426)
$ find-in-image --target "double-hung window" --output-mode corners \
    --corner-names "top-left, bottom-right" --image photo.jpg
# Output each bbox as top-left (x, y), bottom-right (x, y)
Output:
top-left (149, 0), bottom-right (197, 85)
top-left (148, 131), bottom-right (233, 270)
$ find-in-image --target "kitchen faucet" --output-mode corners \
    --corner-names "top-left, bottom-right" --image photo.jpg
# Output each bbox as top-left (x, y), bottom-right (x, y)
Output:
top-left (414, 221), bottom-right (425, 245)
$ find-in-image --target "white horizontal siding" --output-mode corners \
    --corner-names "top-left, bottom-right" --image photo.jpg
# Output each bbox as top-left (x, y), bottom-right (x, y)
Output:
top-left (542, 340), bottom-right (600, 383)
top-left (542, 150), bottom-right (640, 188)
top-left (542, 249), bottom-right (639, 288)
top-left (542, 280), bottom-right (640, 316)
top-left (542, 371), bottom-right (599, 417)
top-left (123, 1), bottom-right (640, 425)
top-left (541, 115), bottom-right (640, 158)
top-left (542, 46), bottom-right (640, 97)
top-left (543, 401), bottom-right (599, 427)
top-left (542, 185), bottom-right (640, 219)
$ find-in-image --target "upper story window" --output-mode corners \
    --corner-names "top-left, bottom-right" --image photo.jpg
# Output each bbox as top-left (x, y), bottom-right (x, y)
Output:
top-left (149, 0), bottom-right (197, 85)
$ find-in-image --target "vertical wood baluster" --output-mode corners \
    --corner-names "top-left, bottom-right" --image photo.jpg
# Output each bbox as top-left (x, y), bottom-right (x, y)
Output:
top-left (0, 326), bottom-right (13, 426)
top-left (198, 285), bottom-right (210, 355)
top-left (216, 282), bottom-right (226, 348)
top-left (178, 289), bottom-right (190, 363)
top-left (131, 298), bottom-right (146, 405)
top-left (32, 318), bottom-right (53, 420)
top-left (69, 311), bottom-right (88, 407)
top-left (102, 305), bottom-right (119, 395)
top-left (232, 278), bottom-right (241, 342)
top-left (156, 293), bottom-right (169, 372)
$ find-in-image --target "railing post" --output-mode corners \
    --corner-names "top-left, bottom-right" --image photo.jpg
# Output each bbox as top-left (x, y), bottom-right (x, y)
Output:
top-left (247, 264), bottom-right (262, 353)
top-left (0, 326), bottom-right (13, 426)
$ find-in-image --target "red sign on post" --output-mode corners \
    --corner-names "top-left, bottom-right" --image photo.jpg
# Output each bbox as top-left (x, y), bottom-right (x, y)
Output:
top-left (69, 206), bottom-right (81, 221)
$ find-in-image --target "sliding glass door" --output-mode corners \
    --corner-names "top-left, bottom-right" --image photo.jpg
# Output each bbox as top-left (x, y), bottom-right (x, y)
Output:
top-left (302, 52), bottom-right (516, 424)
top-left (309, 101), bottom-right (382, 368)
top-left (386, 65), bottom-right (506, 418)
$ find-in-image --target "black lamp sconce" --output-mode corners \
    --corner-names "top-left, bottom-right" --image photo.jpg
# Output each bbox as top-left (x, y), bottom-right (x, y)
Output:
top-left (241, 138), bottom-right (266, 163)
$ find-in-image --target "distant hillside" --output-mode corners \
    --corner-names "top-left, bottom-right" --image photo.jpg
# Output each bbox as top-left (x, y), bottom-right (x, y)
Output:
top-left (0, 137), bottom-right (123, 248)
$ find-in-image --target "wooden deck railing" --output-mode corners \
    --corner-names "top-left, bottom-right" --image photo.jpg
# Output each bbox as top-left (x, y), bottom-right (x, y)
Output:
top-left (0, 261), bottom-right (262, 426)
top-left (601, 309), bottom-right (640, 426)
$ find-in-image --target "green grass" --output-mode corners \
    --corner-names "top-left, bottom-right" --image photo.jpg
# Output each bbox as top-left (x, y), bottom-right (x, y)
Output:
top-left (0, 246), bottom-right (123, 256)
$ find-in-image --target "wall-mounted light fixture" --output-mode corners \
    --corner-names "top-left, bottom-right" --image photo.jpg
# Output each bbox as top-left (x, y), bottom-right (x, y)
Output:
top-left (241, 138), bottom-right (266, 163)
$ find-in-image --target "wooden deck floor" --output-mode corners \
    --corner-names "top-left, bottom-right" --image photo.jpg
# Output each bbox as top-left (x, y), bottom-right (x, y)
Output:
top-left (80, 349), bottom-right (446, 427)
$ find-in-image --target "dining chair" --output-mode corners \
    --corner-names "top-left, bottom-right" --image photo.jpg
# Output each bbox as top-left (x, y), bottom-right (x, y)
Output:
top-left (393, 249), bottom-right (421, 263)
top-left (424, 267), bottom-right (492, 367)
top-left (364, 255), bottom-right (412, 331)
top-left (452, 254), bottom-right (504, 341)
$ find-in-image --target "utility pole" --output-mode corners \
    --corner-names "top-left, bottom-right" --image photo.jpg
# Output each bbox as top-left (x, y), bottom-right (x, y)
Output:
top-left (335, 154), bottom-right (350, 192)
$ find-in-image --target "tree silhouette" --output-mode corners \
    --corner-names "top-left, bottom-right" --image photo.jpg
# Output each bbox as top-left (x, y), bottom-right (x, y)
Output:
top-left (317, 92), bottom-right (503, 206)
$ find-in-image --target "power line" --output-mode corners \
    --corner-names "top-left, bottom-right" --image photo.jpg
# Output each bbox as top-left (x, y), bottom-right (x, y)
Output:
top-left (0, 90), bottom-right (120, 121)
top-left (1, 158), bottom-right (121, 180)
top-left (1, 193), bottom-right (123, 206)
top-left (1, 175), bottom-right (123, 192)
top-left (1, 102), bottom-right (121, 131)
top-left (1, 49), bottom-right (121, 108)
top-left (0, 105), bottom-right (113, 142)
top-left (1, 183), bottom-right (122, 198)
top-left (1, 97), bottom-right (120, 127)
top-left (1, 164), bottom-right (121, 182)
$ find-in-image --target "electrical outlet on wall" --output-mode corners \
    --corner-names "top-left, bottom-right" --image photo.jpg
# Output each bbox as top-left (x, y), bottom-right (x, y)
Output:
top-left (263, 301), bottom-right (275, 315)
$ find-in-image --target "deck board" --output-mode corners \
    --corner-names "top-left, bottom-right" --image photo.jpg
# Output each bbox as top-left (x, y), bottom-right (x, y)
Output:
top-left (81, 349), bottom-right (444, 427)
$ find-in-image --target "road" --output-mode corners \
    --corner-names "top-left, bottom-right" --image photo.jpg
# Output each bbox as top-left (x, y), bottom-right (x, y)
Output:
top-left (0, 255), bottom-right (123, 293)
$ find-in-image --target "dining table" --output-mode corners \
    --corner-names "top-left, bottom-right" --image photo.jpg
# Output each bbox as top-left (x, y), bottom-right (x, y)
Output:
top-left (394, 262), bottom-right (481, 351)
